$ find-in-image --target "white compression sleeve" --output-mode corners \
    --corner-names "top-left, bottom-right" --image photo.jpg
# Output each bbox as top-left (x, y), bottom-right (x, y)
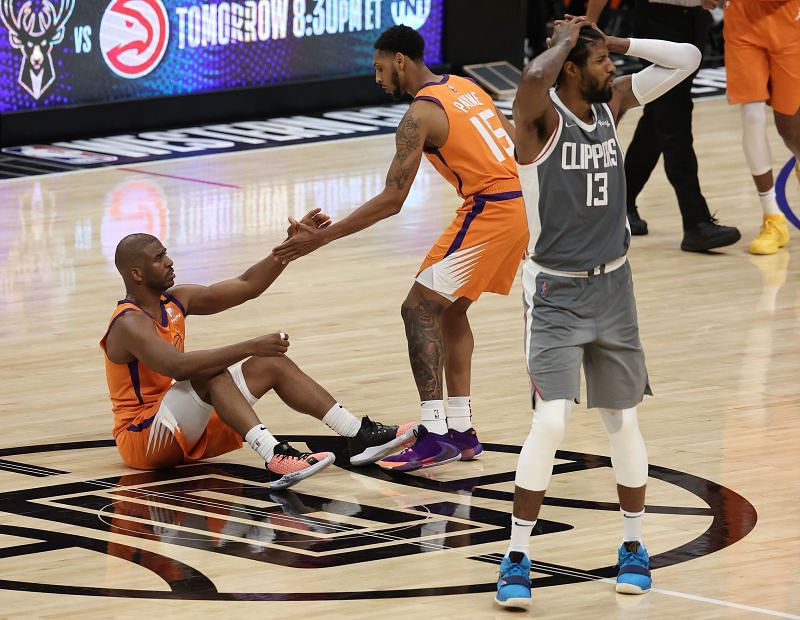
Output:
top-left (599, 408), bottom-right (649, 488)
top-left (741, 102), bottom-right (773, 177)
top-left (627, 38), bottom-right (702, 105)
top-left (515, 399), bottom-right (572, 491)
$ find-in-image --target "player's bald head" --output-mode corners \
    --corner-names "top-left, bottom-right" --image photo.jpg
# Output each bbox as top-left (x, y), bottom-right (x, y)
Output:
top-left (114, 233), bottom-right (160, 275)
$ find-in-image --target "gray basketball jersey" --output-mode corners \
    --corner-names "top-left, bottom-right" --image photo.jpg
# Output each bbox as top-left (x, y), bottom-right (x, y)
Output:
top-left (518, 89), bottom-right (629, 271)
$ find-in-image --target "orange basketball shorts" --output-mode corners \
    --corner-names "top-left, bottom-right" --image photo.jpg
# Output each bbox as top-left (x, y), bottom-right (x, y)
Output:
top-left (115, 405), bottom-right (242, 470)
top-left (417, 190), bottom-right (529, 301)
top-left (723, 0), bottom-right (800, 115)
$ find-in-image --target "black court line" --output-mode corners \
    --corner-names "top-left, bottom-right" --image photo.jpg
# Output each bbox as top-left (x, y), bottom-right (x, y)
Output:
top-left (0, 459), bottom-right (67, 477)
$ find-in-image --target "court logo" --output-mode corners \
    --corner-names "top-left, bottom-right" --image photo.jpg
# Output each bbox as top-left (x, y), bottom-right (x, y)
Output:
top-left (99, 0), bottom-right (169, 79)
top-left (3, 144), bottom-right (118, 164)
top-left (390, 0), bottom-right (431, 30)
top-left (0, 0), bottom-right (75, 99)
top-left (0, 436), bottom-right (757, 600)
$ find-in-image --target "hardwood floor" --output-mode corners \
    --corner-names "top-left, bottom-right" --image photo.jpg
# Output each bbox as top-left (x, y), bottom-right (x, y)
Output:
top-left (0, 97), bottom-right (798, 619)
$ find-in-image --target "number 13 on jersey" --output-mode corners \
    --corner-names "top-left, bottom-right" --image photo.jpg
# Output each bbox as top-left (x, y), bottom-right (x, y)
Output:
top-left (469, 109), bottom-right (514, 163)
top-left (586, 172), bottom-right (608, 207)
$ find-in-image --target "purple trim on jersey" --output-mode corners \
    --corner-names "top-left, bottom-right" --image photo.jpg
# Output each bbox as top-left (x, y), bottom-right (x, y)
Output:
top-left (107, 307), bottom-right (137, 333)
top-left (479, 190), bottom-right (523, 201)
top-left (127, 360), bottom-right (144, 405)
top-left (419, 74), bottom-right (449, 90)
top-left (427, 147), bottom-right (464, 196)
top-left (116, 297), bottom-right (167, 326)
top-left (162, 292), bottom-right (186, 317)
top-left (127, 413), bottom-right (156, 432)
top-left (463, 76), bottom-right (480, 87)
top-left (444, 190), bottom-right (523, 257)
top-left (413, 95), bottom-right (444, 109)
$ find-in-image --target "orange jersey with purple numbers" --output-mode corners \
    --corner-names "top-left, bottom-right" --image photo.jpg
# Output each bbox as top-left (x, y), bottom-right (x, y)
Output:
top-left (100, 293), bottom-right (186, 438)
top-left (415, 74), bottom-right (521, 199)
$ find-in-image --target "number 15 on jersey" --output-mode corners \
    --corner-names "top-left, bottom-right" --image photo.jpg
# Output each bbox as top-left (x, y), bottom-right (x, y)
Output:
top-left (469, 109), bottom-right (514, 163)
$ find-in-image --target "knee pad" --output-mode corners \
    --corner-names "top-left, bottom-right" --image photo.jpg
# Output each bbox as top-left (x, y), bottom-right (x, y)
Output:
top-left (600, 408), bottom-right (649, 488)
top-left (741, 102), bottom-right (773, 177)
top-left (229, 361), bottom-right (259, 406)
top-left (515, 399), bottom-right (572, 492)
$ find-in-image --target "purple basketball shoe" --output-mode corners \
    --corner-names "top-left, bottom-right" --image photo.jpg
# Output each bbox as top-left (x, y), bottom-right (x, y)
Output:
top-left (448, 427), bottom-right (484, 460)
top-left (377, 425), bottom-right (461, 471)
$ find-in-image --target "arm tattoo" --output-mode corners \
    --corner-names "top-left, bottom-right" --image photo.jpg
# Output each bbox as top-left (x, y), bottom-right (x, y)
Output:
top-left (386, 112), bottom-right (422, 190)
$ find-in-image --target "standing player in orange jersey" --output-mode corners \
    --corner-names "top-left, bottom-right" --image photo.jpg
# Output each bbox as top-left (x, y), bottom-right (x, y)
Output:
top-left (273, 25), bottom-right (529, 472)
top-left (723, 0), bottom-right (800, 255)
top-left (101, 212), bottom-right (415, 490)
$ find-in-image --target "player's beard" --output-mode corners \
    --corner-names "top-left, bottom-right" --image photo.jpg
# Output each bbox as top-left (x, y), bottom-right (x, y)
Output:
top-left (145, 268), bottom-right (173, 292)
top-left (582, 74), bottom-right (613, 103)
top-left (387, 67), bottom-right (403, 100)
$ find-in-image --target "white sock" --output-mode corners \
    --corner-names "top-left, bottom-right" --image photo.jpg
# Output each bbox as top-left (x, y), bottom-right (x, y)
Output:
top-left (446, 396), bottom-right (472, 432)
top-left (421, 399), bottom-right (447, 434)
top-left (322, 403), bottom-right (361, 437)
top-left (621, 508), bottom-right (644, 543)
top-left (759, 187), bottom-right (781, 216)
top-left (508, 516), bottom-right (536, 557)
top-left (245, 424), bottom-right (279, 462)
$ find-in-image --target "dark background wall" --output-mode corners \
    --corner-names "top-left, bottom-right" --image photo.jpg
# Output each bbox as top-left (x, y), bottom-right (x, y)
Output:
top-left (0, 0), bottom-right (527, 147)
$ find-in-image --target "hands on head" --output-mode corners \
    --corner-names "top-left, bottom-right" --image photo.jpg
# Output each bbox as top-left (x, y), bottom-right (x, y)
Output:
top-left (547, 14), bottom-right (606, 49)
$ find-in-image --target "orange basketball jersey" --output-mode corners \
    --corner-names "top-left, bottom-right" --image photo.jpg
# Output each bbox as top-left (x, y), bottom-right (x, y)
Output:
top-left (414, 75), bottom-right (521, 200)
top-left (100, 293), bottom-right (186, 437)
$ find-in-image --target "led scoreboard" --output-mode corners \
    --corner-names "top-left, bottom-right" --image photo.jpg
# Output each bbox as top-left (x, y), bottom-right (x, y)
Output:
top-left (0, 0), bottom-right (444, 113)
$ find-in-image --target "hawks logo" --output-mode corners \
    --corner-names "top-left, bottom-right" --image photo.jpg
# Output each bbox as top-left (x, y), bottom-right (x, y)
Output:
top-left (0, 0), bottom-right (75, 99)
top-left (99, 0), bottom-right (169, 79)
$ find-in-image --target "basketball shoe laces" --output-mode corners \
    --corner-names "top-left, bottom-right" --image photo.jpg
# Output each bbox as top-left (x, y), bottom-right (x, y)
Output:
top-left (357, 416), bottom-right (404, 442)
top-left (270, 442), bottom-right (319, 469)
top-left (619, 541), bottom-right (648, 569)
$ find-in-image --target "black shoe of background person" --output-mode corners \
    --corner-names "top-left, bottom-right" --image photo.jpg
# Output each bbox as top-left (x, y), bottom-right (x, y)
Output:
top-left (680, 217), bottom-right (742, 252)
top-left (628, 208), bottom-right (648, 236)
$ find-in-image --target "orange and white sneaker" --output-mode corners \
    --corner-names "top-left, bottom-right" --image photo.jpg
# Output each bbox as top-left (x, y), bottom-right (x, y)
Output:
top-left (266, 442), bottom-right (334, 490)
top-left (749, 214), bottom-right (790, 255)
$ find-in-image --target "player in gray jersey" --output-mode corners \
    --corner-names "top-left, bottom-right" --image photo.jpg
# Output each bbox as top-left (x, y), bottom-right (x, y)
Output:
top-left (495, 16), bottom-right (702, 610)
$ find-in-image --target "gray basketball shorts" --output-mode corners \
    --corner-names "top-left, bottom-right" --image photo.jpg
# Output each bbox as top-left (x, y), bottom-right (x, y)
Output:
top-left (522, 259), bottom-right (652, 409)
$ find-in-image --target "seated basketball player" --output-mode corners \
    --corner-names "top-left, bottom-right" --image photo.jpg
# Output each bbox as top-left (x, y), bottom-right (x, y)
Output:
top-left (495, 17), bottom-right (703, 608)
top-left (273, 26), bottom-right (529, 472)
top-left (101, 210), bottom-right (413, 490)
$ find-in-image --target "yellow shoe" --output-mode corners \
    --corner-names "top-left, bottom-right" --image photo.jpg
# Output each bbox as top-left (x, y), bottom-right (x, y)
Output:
top-left (749, 214), bottom-right (790, 255)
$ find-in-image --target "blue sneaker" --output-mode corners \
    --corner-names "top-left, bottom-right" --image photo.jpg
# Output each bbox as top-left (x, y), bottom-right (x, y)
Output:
top-left (495, 553), bottom-right (532, 609)
top-left (616, 541), bottom-right (652, 594)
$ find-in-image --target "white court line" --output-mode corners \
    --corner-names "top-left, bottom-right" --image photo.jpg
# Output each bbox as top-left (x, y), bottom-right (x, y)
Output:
top-left (596, 578), bottom-right (800, 619)
top-left (650, 587), bottom-right (800, 620)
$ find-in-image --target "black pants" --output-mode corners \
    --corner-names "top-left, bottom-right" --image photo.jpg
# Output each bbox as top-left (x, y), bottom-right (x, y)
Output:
top-left (626, 0), bottom-right (712, 230)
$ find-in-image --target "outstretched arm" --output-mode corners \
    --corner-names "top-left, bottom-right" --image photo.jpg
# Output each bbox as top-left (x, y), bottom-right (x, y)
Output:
top-left (608, 36), bottom-right (702, 122)
top-left (271, 100), bottom-right (434, 262)
top-left (513, 16), bottom-right (588, 163)
top-left (171, 208), bottom-right (329, 315)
